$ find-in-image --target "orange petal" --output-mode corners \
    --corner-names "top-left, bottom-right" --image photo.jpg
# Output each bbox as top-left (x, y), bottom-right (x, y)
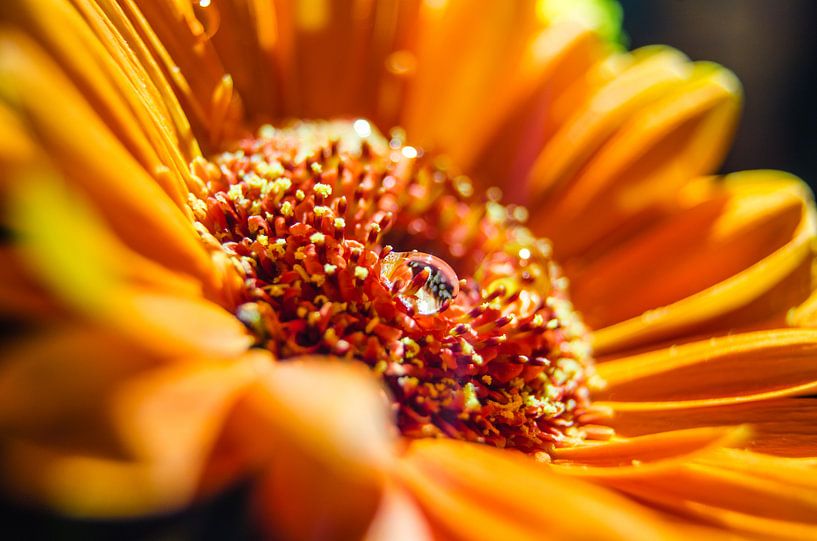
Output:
top-left (587, 171), bottom-right (816, 353)
top-left (535, 62), bottom-right (741, 259)
top-left (0, 325), bottom-right (156, 451)
top-left (402, 1), bottom-right (543, 158)
top-left (0, 100), bottom-right (35, 167)
top-left (0, 246), bottom-right (56, 318)
top-left (614, 480), bottom-right (817, 541)
top-left (606, 454), bottom-right (817, 537)
top-left (364, 484), bottom-right (434, 541)
top-left (608, 398), bottom-right (817, 458)
top-left (596, 328), bottom-right (817, 407)
top-left (121, 0), bottom-right (244, 145)
top-left (240, 357), bottom-right (396, 541)
top-left (469, 23), bottom-right (607, 194)
top-left (399, 438), bottom-right (679, 541)
top-left (0, 31), bottom-right (215, 285)
top-left (526, 46), bottom-right (691, 203)
top-left (1, 353), bottom-right (260, 517)
top-left (9, 173), bottom-right (252, 358)
top-left (1, 0), bottom-right (196, 204)
top-left (550, 426), bottom-right (749, 469)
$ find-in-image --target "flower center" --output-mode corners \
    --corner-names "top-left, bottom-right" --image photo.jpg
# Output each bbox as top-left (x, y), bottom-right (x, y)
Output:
top-left (189, 120), bottom-right (606, 452)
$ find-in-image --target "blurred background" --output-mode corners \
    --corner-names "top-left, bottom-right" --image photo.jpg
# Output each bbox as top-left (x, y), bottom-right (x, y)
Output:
top-left (620, 0), bottom-right (817, 189)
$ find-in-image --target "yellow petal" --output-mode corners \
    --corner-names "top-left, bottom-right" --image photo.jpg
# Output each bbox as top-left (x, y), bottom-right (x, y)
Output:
top-left (400, 438), bottom-right (679, 541)
top-left (588, 171), bottom-right (816, 353)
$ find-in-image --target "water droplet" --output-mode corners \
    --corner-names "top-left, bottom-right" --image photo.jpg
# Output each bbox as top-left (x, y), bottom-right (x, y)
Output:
top-left (191, 0), bottom-right (220, 39)
top-left (380, 251), bottom-right (459, 315)
top-left (386, 50), bottom-right (417, 76)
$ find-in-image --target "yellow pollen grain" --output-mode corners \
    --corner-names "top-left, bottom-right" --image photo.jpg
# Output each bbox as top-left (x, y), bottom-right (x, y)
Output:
top-left (280, 201), bottom-right (293, 217)
top-left (266, 284), bottom-right (285, 297)
top-left (334, 217), bottom-right (346, 229)
top-left (271, 177), bottom-right (292, 195)
top-left (256, 234), bottom-right (269, 246)
top-left (314, 205), bottom-right (332, 217)
top-left (365, 317), bottom-right (380, 334)
top-left (463, 382), bottom-right (481, 411)
top-left (310, 232), bottom-right (326, 244)
top-left (324, 263), bottom-right (337, 275)
top-left (310, 162), bottom-right (323, 174)
top-left (314, 183), bottom-right (332, 197)
top-left (373, 360), bottom-right (388, 375)
top-left (244, 172), bottom-right (264, 191)
top-left (354, 266), bottom-right (369, 280)
top-left (400, 337), bottom-right (420, 358)
top-left (296, 189), bottom-right (305, 201)
top-left (227, 184), bottom-right (244, 202)
top-left (258, 124), bottom-right (275, 139)
top-left (268, 238), bottom-right (286, 257)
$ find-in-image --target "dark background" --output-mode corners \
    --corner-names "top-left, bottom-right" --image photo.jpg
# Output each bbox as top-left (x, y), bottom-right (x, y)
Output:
top-left (620, 0), bottom-right (817, 190)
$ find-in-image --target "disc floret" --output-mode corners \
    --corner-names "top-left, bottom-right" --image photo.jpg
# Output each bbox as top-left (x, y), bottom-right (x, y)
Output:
top-left (189, 120), bottom-right (605, 452)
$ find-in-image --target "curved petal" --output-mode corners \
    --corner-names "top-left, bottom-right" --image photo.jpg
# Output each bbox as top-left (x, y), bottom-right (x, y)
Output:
top-left (550, 426), bottom-right (749, 469)
top-left (0, 32), bottom-right (216, 285)
top-left (402, 1), bottom-right (542, 157)
top-left (399, 438), bottom-right (679, 541)
top-left (595, 329), bottom-right (817, 407)
top-left (364, 484), bottom-right (434, 541)
top-left (535, 62), bottom-right (741, 259)
top-left (607, 398), bottom-right (817, 458)
top-left (468, 23), bottom-right (608, 193)
top-left (9, 173), bottom-right (251, 358)
top-left (0, 326), bottom-right (157, 450)
top-left (0, 350), bottom-right (261, 517)
top-left (119, 0), bottom-right (244, 146)
top-left (238, 358), bottom-right (396, 541)
top-left (1, 0), bottom-right (197, 203)
top-left (587, 171), bottom-right (816, 353)
top-left (603, 453), bottom-right (817, 539)
top-left (526, 46), bottom-right (692, 203)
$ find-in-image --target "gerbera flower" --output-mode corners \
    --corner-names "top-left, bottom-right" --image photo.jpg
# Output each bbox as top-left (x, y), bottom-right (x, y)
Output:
top-left (2, 0), bottom-right (817, 539)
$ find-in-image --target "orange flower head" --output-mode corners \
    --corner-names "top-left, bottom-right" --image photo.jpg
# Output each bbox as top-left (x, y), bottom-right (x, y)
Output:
top-left (194, 120), bottom-right (600, 451)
